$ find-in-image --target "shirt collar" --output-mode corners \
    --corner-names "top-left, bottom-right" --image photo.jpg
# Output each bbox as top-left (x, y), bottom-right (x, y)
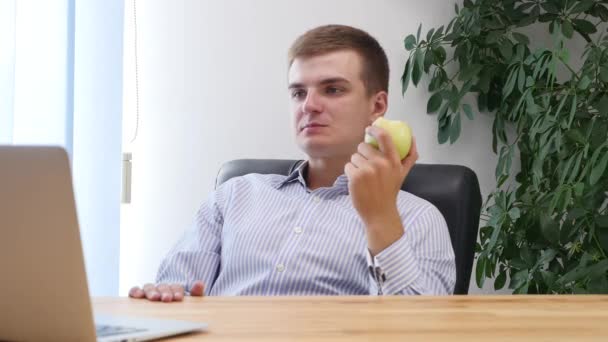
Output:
top-left (274, 160), bottom-right (349, 195)
top-left (274, 160), bottom-right (308, 189)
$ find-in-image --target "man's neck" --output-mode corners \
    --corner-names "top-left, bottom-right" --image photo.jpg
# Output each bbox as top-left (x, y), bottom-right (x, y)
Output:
top-left (305, 156), bottom-right (349, 190)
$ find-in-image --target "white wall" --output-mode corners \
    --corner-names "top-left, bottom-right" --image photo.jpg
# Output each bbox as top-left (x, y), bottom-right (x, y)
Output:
top-left (120, 0), bottom-right (504, 295)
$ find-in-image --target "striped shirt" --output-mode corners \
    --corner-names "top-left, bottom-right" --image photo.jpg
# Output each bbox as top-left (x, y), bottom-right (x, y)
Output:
top-left (156, 162), bottom-right (456, 295)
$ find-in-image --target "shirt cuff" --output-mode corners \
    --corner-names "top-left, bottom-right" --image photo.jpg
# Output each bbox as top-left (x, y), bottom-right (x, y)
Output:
top-left (365, 232), bottom-right (421, 295)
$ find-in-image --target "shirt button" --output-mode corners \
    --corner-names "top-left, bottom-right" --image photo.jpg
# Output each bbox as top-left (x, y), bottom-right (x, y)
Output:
top-left (294, 226), bottom-right (303, 234)
top-left (276, 263), bottom-right (285, 272)
top-left (312, 195), bottom-right (321, 203)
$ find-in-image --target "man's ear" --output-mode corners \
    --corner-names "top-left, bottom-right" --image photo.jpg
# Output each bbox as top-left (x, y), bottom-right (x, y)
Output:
top-left (369, 91), bottom-right (388, 124)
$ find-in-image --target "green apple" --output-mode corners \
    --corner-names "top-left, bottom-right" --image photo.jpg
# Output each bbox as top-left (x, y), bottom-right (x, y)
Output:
top-left (364, 117), bottom-right (413, 160)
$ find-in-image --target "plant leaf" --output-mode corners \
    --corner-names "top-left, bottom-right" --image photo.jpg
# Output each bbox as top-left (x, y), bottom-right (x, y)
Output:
top-left (595, 95), bottom-right (608, 116)
top-left (540, 213), bottom-right (560, 244)
top-left (494, 270), bottom-right (507, 290)
top-left (426, 28), bottom-right (435, 42)
top-left (598, 4), bottom-right (608, 22)
top-left (411, 49), bottom-right (424, 86)
top-left (567, 93), bottom-right (577, 128)
top-left (486, 30), bottom-right (502, 44)
top-left (556, 265), bottom-right (586, 286)
top-left (537, 249), bottom-right (557, 269)
top-left (596, 215), bottom-right (608, 228)
top-left (590, 151), bottom-right (608, 185)
top-left (404, 35), bottom-right (416, 51)
top-left (434, 46), bottom-right (447, 65)
top-left (510, 257), bottom-right (527, 270)
top-left (428, 67), bottom-right (447, 91)
top-left (517, 65), bottom-right (526, 93)
top-left (516, 2), bottom-right (536, 12)
top-left (423, 49), bottom-right (434, 73)
top-left (562, 20), bottom-right (574, 38)
top-left (427, 92), bottom-right (443, 114)
top-left (509, 269), bottom-right (529, 290)
top-left (539, 13), bottom-right (558, 23)
top-left (541, 270), bottom-right (557, 290)
top-left (503, 66), bottom-right (518, 98)
top-left (572, 183), bottom-right (584, 198)
top-left (437, 115), bottom-right (451, 144)
top-left (463, 103), bottom-right (474, 120)
top-left (572, 19), bottom-right (597, 34)
top-left (478, 68), bottom-right (494, 93)
top-left (512, 32), bottom-right (530, 45)
top-left (450, 112), bottom-right (462, 144)
top-left (557, 260), bottom-right (608, 286)
top-left (401, 58), bottom-right (412, 95)
top-left (598, 228), bottom-right (608, 257)
top-left (559, 153), bottom-right (577, 185)
top-left (567, 152), bottom-right (584, 184)
top-left (541, 2), bottom-right (560, 14)
top-left (600, 66), bottom-right (608, 83)
top-left (570, 0), bottom-right (595, 14)
top-left (432, 26), bottom-right (445, 42)
top-left (459, 64), bottom-right (483, 82)
top-left (476, 257), bottom-right (486, 288)
top-left (588, 275), bottom-right (608, 294)
top-left (498, 40), bottom-right (513, 60)
top-left (578, 75), bottom-right (591, 90)
top-left (508, 207), bottom-right (521, 221)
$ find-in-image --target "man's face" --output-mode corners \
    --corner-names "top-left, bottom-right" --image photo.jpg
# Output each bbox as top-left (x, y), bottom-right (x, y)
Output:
top-left (288, 50), bottom-right (386, 159)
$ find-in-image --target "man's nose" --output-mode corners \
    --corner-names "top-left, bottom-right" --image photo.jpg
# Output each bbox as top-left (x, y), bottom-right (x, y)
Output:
top-left (303, 89), bottom-right (322, 114)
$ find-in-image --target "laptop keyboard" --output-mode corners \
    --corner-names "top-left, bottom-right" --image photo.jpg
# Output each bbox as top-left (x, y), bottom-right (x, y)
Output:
top-left (96, 324), bottom-right (147, 337)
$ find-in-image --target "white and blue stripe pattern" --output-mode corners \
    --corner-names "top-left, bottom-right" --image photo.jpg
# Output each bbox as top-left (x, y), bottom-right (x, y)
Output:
top-left (156, 162), bottom-right (456, 295)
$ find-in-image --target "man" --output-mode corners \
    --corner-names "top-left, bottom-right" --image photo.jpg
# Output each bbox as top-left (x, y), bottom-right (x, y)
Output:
top-left (129, 24), bottom-right (455, 301)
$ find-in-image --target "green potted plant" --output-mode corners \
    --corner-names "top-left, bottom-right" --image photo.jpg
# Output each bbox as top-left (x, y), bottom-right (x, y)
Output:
top-left (402, 0), bottom-right (608, 293)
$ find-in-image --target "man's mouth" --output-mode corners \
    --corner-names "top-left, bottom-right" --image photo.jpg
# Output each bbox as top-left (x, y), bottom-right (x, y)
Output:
top-left (300, 123), bottom-right (328, 131)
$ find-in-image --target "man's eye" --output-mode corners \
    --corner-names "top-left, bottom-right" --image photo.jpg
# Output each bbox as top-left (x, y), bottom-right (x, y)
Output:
top-left (326, 87), bottom-right (343, 94)
top-left (291, 89), bottom-right (306, 99)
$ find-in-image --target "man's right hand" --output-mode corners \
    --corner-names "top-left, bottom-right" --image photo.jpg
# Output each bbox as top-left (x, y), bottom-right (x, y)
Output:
top-left (128, 281), bottom-right (205, 302)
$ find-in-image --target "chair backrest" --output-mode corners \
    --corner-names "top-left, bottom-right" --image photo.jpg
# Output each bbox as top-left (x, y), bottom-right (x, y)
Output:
top-left (216, 159), bottom-right (482, 294)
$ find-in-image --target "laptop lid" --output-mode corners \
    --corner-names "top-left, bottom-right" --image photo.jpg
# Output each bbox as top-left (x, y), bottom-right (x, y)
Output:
top-left (0, 146), bottom-right (97, 341)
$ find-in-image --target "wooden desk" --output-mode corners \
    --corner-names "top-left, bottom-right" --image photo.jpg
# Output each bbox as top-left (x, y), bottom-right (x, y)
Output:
top-left (94, 295), bottom-right (608, 341)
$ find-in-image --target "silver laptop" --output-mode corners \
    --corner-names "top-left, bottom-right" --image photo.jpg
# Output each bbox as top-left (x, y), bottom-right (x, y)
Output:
top-left (0, 146), bottom-right (207, 341)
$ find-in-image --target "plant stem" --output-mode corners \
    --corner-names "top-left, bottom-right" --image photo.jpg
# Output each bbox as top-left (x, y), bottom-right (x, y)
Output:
top-left (593, 233), bottom-right (608, 259)
top-left (559, 59), bottom-right (581, 82)
top-left (442, 56), bottom-right (456, 66)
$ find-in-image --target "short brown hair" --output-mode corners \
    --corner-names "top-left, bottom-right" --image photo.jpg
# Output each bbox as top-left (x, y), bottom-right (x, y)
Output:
top-left (288, 24), bottom-right (389, 96)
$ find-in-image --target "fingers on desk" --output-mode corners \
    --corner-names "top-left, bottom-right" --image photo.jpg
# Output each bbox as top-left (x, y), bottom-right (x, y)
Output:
top-left (128, 286), bottom-right (145, 298)
top-left (190, 281), bottom-right (205, 296)
top-left (129, 283), bottom-right (190, 302)
top-left (142, 283), bottom-right (161, 301)
top-left (169, 284), bottom-right (185, 301)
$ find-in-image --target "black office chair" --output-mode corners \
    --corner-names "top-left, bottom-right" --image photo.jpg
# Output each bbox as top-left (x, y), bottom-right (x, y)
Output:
top-left (216, 159), bottom-right (482, 294)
